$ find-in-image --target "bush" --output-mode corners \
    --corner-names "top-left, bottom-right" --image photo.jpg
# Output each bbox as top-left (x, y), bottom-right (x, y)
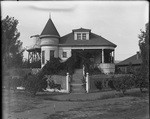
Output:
top-left (89, 67), bottom-right (102, 75)
top-left (42, 57), bottom-right (62, 75)
top-left (23, 71), bottom-right (47, 95)
top-left (42, 56), bottom-right (76, 75)
top-left (108, 80), bottom-right (115, 90)
top-left (95, 81), bottom-right (103, 90)
top-left (112, 75), bottom-right (134, 94)
top-left (3, 76), bottom-right (23, 90)
top-left (133, 67), bottom-right (149, 92)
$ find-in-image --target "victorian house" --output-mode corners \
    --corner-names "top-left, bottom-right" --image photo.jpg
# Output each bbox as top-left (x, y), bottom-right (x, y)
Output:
top-left (27, 17), bottom-right (117, 74)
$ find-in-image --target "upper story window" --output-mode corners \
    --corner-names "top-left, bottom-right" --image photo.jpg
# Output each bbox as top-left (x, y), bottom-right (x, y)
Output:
top-left (62, 52), bottom-right (67, 58)
top-left (77, 33), bottom-right (81, 40)
top-left (82, 33), bottom-right (86, 40)
top-left (73, 28), bottom-right (90, 40)
top-left (42, 50), bottom-right (45, 64)
top-left (50, 50), bottom-right (55, 59)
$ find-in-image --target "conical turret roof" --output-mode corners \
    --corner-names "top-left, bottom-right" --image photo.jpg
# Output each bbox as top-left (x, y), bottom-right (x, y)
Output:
top-left (41, 18), bottom-right (60, 37)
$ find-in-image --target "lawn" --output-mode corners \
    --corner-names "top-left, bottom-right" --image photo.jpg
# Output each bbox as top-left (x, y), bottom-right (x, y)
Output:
top-left (2, 88), bottom-right (149, 119)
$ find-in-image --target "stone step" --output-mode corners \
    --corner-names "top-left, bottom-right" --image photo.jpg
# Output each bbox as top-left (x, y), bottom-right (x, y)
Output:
top-left (71, 86), bottom-right (84, 89)
top-left (71, 84), bottom-right (85, 90)
top-left (71, 88), bottom-right (86, 93)
top-left (71, 83), bottom-right (83, 86)
top-left (72, 75), bottom-right (83, 79)
top-left (71, 79), bottom-right (83, 84)
top-left (74, 70), bottom-right (83, 74)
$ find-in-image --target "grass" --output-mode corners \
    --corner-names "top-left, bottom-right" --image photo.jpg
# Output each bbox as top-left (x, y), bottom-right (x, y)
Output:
top-left (45, 92), bottom-right (149, 119)
top-left (3, 88), bottom-right (149, 119)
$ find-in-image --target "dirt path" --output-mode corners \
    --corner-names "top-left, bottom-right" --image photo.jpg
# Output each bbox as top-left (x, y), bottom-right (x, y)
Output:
top-left (3, 89), bottom-right (149, 119)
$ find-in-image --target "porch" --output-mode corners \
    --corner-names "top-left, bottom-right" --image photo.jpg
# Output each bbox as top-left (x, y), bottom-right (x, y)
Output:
top-left (71, 48), bottom-right (115, 74)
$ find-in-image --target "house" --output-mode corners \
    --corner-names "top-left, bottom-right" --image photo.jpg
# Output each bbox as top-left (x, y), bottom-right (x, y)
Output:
top-left (116, 52), bottom-right (142, 73)
top-left (27, 17), bottom-right (117, 74)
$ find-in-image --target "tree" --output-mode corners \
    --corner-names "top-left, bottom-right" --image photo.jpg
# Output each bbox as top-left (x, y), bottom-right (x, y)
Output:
top-left (2, 15), bottom-right (23, 68)
top-left (137, 23), bottom-right (149, 91)
top-left (138, 23), bottom-right (149, 78)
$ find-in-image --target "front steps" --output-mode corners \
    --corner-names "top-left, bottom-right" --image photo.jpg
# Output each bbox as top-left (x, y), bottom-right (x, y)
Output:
top-left (70, 69), bottom-right (86, 93)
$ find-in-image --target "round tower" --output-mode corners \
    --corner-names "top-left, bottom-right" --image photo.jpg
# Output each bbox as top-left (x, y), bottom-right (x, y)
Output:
top-left (40, 18), bottom-right (60, 68)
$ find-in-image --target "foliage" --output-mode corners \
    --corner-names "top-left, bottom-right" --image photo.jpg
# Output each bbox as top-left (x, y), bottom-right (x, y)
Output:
top-left (138, 23), bottom-right (149, 82)
top-left (112, 75), bottom-right (134, 94)
top-left (89, 67), bottom-right (102, 75)
top-left (23, 71), bottom-right (47, 95)
top-left (2, 15), bottom-right (23, 68)
top-left (22, 56), bottom-right (76, 95)
top-left (22, 60), bottom-right (41, 68)
top-left (115, 65), bottom-right (122, 74)
top-left (65, 56), bottom-right (76, 75)
top-left (132, 67), bottom-right (149, 92)
top-left (94, 81), bottom-right (103, 90)
top-left (3, 76), bottom-right (23, 90)
top-left (42, 56), bottom-right (76, 76)
top-left (48, 80), bottom-right (62, 90)
top-left (42, 57), bottom-right (62, 75)
top-left (126, 62), bottom-right (134, 74)
top-left (108, 80), bottom-right (116, 90)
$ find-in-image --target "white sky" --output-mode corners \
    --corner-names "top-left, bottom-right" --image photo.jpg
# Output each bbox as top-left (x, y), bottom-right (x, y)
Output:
top-left (1, 1), bottom-right (149, 61)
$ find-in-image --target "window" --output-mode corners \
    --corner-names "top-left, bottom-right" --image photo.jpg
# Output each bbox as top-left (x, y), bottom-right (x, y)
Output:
top-left (82, 33), bottom-right (86, 40)
top-left (42, 51), bottom-right (45, 64)
top-left (50, 50), bottom-right (55, 59)
top-left (77, 33), bottom-right (81, 40)
top-left (62, 52), bottom-right (67, 58)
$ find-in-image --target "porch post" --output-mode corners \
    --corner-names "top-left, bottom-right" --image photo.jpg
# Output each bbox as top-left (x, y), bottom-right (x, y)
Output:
top-left (113, 50), bottom-right (115, 63)
top-left (102, 49), bottom-right (104, 63)
top-left (83, 65), bottom-right (85, 77)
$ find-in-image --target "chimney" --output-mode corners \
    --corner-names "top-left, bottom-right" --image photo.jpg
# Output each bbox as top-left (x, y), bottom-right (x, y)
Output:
top-left (136, 51), bottom-right (140, 59)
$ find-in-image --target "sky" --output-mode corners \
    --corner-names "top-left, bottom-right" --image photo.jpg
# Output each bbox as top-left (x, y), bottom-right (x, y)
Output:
top-left (1, 1), bottom-right (149, 61)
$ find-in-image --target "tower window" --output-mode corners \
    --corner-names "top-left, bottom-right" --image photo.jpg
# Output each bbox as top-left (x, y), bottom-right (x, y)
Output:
top-left (62, 52), bottom-right (67, 58)
top-left (42, 50), bottom-right (45, 64)
top-left (82, 33), bottom-right (86, 40)
top-left (50, 50), bottom-right (55, 59)
top-left (77, 33), bottom-right (81, 40)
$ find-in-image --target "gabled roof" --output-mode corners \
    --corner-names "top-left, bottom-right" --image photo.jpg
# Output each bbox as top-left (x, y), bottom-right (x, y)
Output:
top-left (59, 32), bottom-right (117, 47)
top-left (116, 53), bottom-right (142, 66)
top-left (41, 18), bottom-right (60, 37)
top-left (72, 28), bottom-right (91, 32)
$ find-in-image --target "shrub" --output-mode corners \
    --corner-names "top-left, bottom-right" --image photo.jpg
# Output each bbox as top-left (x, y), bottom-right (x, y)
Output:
top-left (42, 56), bottom-right (76, 75)
top-left (89, 67), bottom-right (102, 75)
top-left (95, 81), bottom-right (103, 90)
top-left (108, 80), bottom-right (115, 90)
top-left (42, 57), bottom-right (62, 75)
top-left (112, 75), bottom-right (134, 94)
top-left (23, 71), bottom-right (47, 95)
top-left (133, 67), bottom-right (149, 92)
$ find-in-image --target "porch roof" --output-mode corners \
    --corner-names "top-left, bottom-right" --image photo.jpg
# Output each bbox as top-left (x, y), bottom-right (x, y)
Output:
top-left (59, 32), bottom-right (117, 47)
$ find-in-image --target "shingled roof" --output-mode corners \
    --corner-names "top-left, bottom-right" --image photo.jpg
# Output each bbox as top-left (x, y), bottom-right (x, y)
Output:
top-left (116, 52), bottom-right (142, 66)
top-left (41, 18), bottom-right (60, 37)
top-left (59, 32), bottom-right (117, 47)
